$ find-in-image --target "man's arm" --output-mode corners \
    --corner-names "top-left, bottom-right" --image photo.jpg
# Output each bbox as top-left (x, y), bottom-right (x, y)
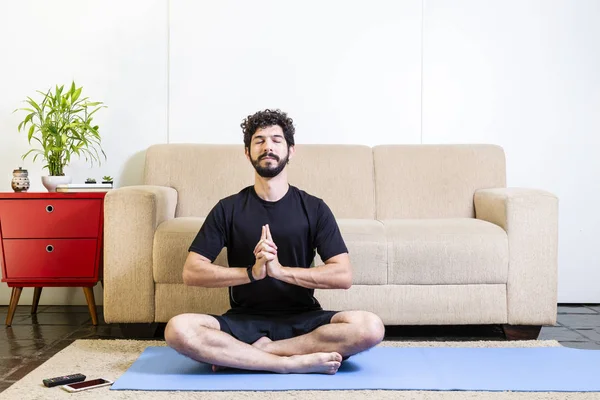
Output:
top-left (184, 226), bottom-right (271, 287)
top-left (183, 251), bottom-right (270, 288)
top-left (272, 253), bottom-right (352, 290)
top-left (182, 252), bottom-right (251, 287)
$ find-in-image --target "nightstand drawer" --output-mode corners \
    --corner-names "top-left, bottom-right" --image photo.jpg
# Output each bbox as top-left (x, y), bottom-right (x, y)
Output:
top-left (0, 199), bottom-right (101, 238)
top-left (3, 239), bottom-right (97, 279)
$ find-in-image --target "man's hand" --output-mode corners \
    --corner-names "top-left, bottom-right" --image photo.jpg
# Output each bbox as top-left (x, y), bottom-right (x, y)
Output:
top-left (254, 224), bottom-right (283, 279)
top-left (251, 225), bottom-right (272, 281)
top-left (251, 224), bottom-right (351, 290)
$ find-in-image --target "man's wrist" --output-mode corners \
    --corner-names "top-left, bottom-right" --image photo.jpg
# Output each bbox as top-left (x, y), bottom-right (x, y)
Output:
top-left (274, 265), bottom-right (289, 281)
top-left (247, 265), bottom-right (256, 282)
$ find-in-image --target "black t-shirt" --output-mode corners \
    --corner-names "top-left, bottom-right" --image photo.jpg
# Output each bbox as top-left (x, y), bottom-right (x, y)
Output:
top-left (188, 185), bottom-right (348, 315)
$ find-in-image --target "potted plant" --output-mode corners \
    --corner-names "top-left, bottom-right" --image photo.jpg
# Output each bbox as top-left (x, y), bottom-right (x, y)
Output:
top-left (85, 178), bottom-right (96, 184)
top-left (102, 175), bottom-right (113, 186)
top-left (14, 82), bottom-right (107, 192)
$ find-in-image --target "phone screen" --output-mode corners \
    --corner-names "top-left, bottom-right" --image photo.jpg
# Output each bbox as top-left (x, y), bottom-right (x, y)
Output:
top-left (67, 379), bottom-right (110, 389)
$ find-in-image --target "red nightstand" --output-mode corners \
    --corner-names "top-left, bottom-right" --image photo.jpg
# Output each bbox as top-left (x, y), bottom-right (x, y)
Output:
top-left (0, 192), bottom-right (105, 326)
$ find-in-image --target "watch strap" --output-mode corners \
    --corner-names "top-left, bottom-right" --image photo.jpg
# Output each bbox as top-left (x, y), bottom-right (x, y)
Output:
top-left (247, 265), bottom-right (256, 282)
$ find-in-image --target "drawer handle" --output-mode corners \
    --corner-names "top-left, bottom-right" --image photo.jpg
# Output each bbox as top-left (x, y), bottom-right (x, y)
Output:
top-left (46, 205), bottom-right (54, 213)
top-left (46, 245), bottom-right (54, 253)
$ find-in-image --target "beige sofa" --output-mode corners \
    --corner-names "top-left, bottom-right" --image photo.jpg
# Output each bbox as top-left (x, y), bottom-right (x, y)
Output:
top-left (103, 144), bottom-right (558, 338)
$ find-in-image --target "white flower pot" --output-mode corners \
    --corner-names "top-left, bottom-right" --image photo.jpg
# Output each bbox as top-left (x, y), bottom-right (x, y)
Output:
top-left (41, 175), bottom-right (72, 192)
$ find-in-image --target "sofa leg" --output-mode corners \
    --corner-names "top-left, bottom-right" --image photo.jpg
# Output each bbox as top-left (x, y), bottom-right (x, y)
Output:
top-left (502, 324), bottom-right (542, 340)
top-left (119, 323), bottom-right (159, 339)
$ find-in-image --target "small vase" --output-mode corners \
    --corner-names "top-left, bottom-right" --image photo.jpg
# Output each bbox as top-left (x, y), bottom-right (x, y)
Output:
top-left (41, 175), bottom-right (72, 192)
top-left (11, 167), bottom-right (30, 192)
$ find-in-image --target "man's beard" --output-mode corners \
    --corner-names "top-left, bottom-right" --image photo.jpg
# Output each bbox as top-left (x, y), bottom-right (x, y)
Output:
top-left (251, 151), bottom-right (289, 178)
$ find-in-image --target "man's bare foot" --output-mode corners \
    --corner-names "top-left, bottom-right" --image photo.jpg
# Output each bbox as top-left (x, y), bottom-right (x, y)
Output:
top-left (211, 351), bottom-right (342, 374)
top-left (284, 352), bottom-right (343, 375)
top-left (212, 337), bottom-right (273, 372)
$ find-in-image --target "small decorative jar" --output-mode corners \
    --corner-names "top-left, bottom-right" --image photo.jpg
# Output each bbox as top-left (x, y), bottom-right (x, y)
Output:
top-left (11, 167), bottom-right (30, 192)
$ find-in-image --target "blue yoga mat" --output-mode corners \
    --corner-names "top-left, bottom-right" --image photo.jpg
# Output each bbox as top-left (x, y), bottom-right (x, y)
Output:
top-left (111, 346), bottom-right (600, 392)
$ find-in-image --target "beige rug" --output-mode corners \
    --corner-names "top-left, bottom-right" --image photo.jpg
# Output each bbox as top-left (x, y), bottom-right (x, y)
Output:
top-left (2, 339), bottom-right (598, 399)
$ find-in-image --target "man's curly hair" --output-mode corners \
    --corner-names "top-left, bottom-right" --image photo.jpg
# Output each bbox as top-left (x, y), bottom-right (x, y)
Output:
top-left (241, 109), bottom-right (295, 151)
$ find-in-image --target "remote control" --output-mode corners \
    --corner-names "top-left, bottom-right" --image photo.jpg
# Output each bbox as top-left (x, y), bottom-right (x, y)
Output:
top-left (43, 373), bottom-right (86, 387)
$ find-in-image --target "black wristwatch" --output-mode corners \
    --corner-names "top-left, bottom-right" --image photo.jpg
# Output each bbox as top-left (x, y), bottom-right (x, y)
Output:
top-left (247, 266), bottom-right (256, 282)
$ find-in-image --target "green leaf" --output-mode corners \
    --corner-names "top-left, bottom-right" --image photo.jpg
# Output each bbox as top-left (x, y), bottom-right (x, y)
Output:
top-left (72, 87), bottom-right (82, 103)
top-left (27, 122), bottom-right (36, 142)
top-left (86, 107), bottom-right (102, 119)
top-left (26, 97), bottom-right (41, 112)
top-left (31, 136), bottom-right (43, 147)
top-left (22, 112), bottom-right (34, 127)
top-left (21, 148), bottom-right (39, 160)
top-left (72, 96), bottom-right (89, 108)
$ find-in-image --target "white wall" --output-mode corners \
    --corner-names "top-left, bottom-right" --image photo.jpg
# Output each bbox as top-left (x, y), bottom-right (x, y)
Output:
top-left (0, 0), bottom-right (598, 305)
top-left (422, 0), bottom-right (600, 302)
top-left (0, 0), bottom-right (168, 305)
top-left (169, 0), bottom-right (422, 145)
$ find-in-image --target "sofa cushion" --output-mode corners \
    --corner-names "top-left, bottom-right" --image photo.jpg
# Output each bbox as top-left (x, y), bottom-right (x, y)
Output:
top-left (155, 283), bottom-right (230, 321)
top-left (153, 218), bottom-right (386, 285)
top-left (384, 218), bottom-right (508, 285)
top-left (315, 284), bottom-right (507, 325)
top-left (153, 217), bottom-right (228, 284)
top-left (313, 219), bottom-right (387, 285)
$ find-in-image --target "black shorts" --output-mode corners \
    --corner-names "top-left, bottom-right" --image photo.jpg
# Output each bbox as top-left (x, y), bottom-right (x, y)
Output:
top-left (209, 309), bottom-right (340, 344)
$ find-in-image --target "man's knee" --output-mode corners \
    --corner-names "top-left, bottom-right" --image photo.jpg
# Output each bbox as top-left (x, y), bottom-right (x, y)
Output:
top-left (358, 312), bottom-right (385, 347)
top-left (331, 310), bottom-right (385, 348)
top-left (164, 313), bottom-right (220, 350)
top-left (164, 314), bottom-right (189, 349)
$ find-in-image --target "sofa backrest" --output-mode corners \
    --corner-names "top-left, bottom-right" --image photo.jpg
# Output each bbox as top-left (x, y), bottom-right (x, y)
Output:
top-left (144, 144), bottom-right (253, 218)
top-left (286, 144), bottom-right (375, 219)
top-left (143, 143), bottom-right (505, 219)
top-left (143, 143), bottom-right (375, 218)
top-left (373, 144), bottom-right (506, 219)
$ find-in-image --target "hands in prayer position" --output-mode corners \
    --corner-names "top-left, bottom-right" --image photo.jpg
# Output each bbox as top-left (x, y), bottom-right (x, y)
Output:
top-left (252, 224), bottom-right (283, 280)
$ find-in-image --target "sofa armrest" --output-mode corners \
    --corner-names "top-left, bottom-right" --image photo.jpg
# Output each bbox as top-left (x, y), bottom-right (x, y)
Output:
top-left (474, 188), bottom-right (558, 325)
top-left (103, 185), bottom-right (178, 323)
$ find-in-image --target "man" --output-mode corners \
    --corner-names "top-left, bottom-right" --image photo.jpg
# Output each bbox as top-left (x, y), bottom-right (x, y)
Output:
top-left (165, 109), bottom-right (385, 375)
